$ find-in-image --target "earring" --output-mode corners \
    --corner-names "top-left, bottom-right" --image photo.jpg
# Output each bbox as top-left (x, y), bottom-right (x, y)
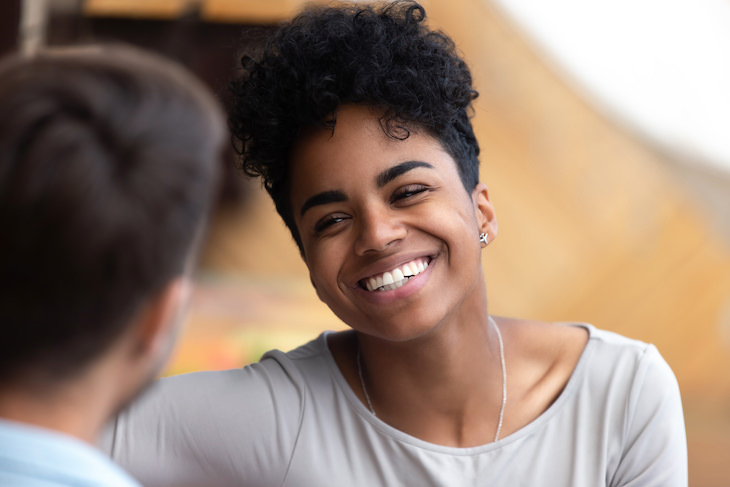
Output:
top-left (479, 233), bottom-right (488, 246)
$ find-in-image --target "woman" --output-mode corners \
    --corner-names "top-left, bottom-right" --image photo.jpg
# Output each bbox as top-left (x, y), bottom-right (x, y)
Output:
top-left (105, 2), bottom-right (687, 485)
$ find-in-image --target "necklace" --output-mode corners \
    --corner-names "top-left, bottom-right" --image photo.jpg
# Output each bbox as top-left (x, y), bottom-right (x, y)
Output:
top-left (357, 316), bottom-right (507, 442)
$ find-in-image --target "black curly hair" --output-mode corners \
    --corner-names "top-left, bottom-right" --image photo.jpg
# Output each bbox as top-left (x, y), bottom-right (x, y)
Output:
top-left (230, 0), bottom-right (480, 251)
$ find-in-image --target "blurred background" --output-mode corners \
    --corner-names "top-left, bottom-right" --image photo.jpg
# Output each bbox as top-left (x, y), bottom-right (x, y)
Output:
top-left (2, 0), bottom-right (729, 484)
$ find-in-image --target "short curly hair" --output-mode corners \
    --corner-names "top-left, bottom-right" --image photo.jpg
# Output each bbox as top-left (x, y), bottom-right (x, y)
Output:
top-left (230, 0), bottom-right (480, 251)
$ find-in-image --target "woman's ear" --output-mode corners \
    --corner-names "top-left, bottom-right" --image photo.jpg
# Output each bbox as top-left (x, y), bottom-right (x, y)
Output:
top-left (472, 182), bottom-right (498, 242)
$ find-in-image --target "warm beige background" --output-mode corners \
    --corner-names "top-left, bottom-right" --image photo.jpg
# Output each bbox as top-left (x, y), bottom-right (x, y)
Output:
top-left (85, 1), bottom-right (730, 485)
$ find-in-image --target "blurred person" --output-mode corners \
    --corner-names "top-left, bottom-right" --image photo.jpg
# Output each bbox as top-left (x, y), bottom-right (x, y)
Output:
top-left (105, 2), bottom-right (687, 485)
top-left (0, 44), bottom-right (224, 486)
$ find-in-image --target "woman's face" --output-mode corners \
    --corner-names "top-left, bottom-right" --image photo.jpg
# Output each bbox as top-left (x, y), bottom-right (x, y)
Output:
top-left (290, 105), bottom-right (496, 342)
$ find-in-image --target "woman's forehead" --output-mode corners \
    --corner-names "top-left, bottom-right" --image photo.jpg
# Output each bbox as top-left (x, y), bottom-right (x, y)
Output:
top-left (291, 106), bottom-right (446, 170)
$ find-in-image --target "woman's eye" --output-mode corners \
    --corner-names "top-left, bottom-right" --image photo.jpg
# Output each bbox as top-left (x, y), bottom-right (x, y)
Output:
top-left (392, 184), bottom-right (429, 203)
top-left (314, 214), bottom-right (348, 233)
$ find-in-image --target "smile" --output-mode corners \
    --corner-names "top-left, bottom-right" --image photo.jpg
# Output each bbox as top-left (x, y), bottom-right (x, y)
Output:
top-left (360, 257), bottom-right (431, 292)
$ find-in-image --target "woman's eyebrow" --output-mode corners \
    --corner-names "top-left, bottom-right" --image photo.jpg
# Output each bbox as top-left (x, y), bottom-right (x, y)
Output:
top-left (300, 190), bottom-right (347, 217)
top-left (376, 161), bottom-right (434, 188)
top-left (299, 161), bottom-right (433, 217)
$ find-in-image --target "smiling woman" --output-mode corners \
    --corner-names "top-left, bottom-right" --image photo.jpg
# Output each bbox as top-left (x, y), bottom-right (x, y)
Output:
top-left (289, 104), bottom-right (492, 343)
top-left (103, 2), bottom-right (688, 486)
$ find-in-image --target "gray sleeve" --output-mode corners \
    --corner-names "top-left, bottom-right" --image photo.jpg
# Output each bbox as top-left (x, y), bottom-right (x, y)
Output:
top-left (609, 345), bottom-right (688, 487)
top-left (102, 356), bottom-right (304, 487)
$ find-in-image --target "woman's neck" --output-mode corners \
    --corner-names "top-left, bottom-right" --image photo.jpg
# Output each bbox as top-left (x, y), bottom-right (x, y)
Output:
top-left (330, 288), bottom-right (506, 446)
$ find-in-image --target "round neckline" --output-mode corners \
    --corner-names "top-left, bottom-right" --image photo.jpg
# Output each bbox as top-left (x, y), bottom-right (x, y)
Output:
top-left (321, 323), bottom-right (595, 454)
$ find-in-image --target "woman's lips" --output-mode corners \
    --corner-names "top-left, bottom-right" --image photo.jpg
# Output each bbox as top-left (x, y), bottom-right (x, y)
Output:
top-left (360, 257), bottom-right (431, 292)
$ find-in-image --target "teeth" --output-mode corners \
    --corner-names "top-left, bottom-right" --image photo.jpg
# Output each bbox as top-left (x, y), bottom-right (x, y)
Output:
top-left (392, 268), bottom-right (404, 281)
top-left (363, 258), bottom-right (430, 292)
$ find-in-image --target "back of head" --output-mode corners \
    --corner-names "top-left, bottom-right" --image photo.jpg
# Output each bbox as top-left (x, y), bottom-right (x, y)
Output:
top-left (0, 45), bottom-right (225, 385)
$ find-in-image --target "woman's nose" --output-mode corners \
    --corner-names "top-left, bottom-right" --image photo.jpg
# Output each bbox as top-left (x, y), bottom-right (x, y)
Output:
top-left (353, 207), bottom-right (406, 255)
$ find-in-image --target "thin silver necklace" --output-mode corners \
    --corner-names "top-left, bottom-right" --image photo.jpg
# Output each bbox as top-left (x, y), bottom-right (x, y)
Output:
top-left (357, 316), bottom-right (507, 442)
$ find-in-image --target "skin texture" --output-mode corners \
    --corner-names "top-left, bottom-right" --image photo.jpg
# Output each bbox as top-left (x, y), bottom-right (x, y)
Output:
top-left (290, 105), bottom-right (588, 446)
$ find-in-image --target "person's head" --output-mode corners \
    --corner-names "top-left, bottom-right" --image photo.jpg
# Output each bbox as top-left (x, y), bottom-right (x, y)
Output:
top-left (0, 45), bottom-right (225, 392)
top-left (230, 0), bottom-right (480, 253)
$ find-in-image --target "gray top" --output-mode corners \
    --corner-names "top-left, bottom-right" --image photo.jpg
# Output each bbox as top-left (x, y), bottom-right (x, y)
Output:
top-left (104, 324), bottom-right (687, 486)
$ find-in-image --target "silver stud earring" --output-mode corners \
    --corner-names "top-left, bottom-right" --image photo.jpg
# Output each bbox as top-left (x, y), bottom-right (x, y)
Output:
top-left (479, 233), bottom-right (488, 246)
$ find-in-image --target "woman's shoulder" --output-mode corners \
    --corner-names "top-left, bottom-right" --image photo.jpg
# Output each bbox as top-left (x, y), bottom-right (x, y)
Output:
top-left (496, 318), bottom-right (679, 437)
top-left (501, 318), bottom-right (661, 372)
top-left (495, 319), bottom-right (587, 434)
top-left (572, 325), bottom-right (679, 397)
top-left (499, 318), bottom-right (589, 382)
top-left (501, 318), bottom-right (676, 402)
top-left (137, 332), bottom-right (332, 412)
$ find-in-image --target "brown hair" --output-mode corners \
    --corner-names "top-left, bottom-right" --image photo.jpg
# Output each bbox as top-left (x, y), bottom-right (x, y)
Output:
top-left (0, 45), bottom-right (224, 383)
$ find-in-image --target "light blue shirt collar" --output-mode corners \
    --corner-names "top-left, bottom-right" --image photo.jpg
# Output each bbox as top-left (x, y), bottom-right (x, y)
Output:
top-left (0, 418), bottom-right (140, 487)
